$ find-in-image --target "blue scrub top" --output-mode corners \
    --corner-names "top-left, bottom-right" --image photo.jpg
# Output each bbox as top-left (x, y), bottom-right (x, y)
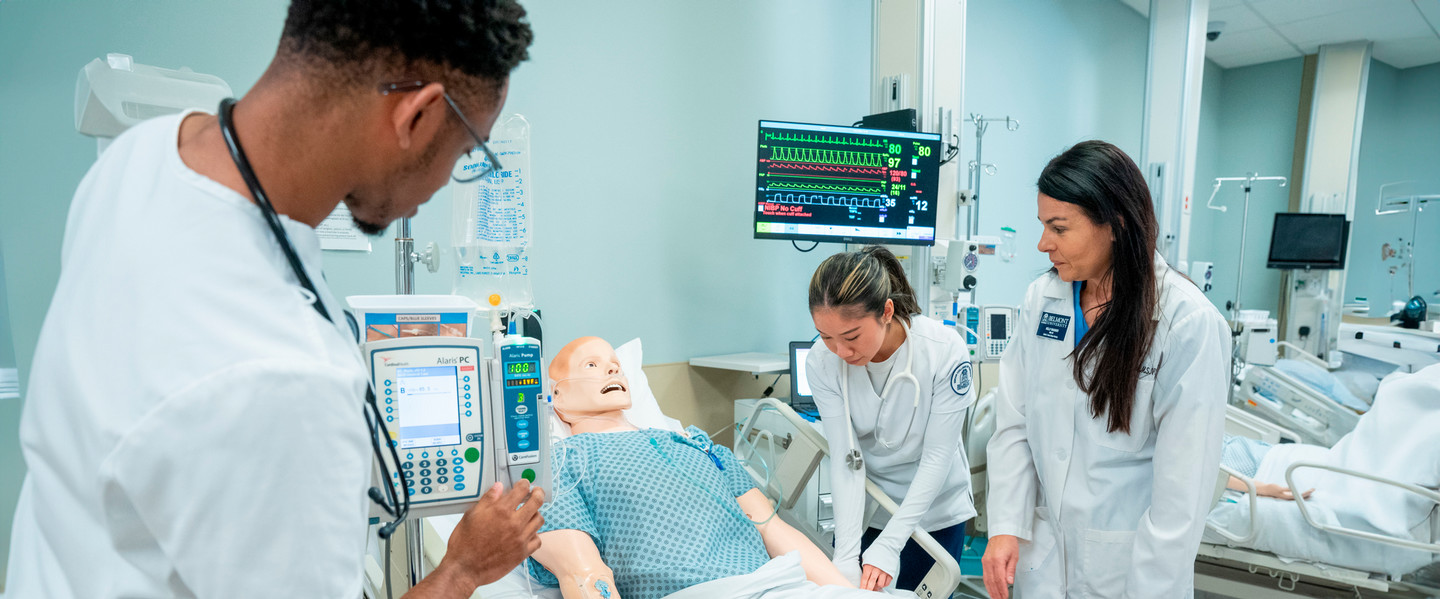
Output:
top-left (1073, 281), bottom-right (1089, 346)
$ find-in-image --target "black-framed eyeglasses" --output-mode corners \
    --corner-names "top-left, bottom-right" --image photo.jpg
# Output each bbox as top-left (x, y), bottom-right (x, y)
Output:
top-left (378, 81), bottom-right (502, 183)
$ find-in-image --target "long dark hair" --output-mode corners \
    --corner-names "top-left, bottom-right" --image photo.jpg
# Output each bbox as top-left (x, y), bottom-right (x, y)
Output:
top-left (808, 246), bottom-right (920, 324)
top-left (1038, 140), bottom-right (1159, 434)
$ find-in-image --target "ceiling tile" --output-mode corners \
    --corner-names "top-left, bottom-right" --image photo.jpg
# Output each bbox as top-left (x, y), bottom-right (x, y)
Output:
top-left (1275, 7), bottom-right (1433, 47)
top-left (1211, 46), bottom-right (1306, 69)
top-left (1246, 0), bottom-right (1360, 25)
top-left (1209, 4), bottom-right (1268, 33)
top-left (1207, 25), bottom-right (1296, 57)
top-left (1414, 0), bottom-right (1440, 31)
top-left (1372, 35), bottom-right (1440, 68)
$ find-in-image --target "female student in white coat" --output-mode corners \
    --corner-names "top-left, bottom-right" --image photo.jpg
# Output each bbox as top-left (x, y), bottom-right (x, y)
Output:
top-left (981, 141), bottom-right (1231, 599)
top-left (806, 246), bottom-right (976, 592)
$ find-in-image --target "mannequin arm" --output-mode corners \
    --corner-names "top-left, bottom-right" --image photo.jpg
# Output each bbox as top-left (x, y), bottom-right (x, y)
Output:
top-left (531, 529), bottom-right (621, 599)
top-left (736, 488), bottom-right (855, 588)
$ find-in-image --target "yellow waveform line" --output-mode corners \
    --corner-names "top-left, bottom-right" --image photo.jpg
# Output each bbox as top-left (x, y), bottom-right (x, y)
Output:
top-left (770, 146), bottom-right (884, 167)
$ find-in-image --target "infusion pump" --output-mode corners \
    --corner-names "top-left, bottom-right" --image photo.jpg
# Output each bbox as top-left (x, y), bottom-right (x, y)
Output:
top-left (957, 304), bottom-right (1017, 361)
top-left (982, 306), bottom-right (1015, 360)
top-left (363, 336), bottom-right (551, 519)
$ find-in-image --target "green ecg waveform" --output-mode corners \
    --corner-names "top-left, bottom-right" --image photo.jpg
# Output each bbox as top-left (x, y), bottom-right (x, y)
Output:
top-left (763, 131), bottom-right (885, 148)
top-left (768, 182), bottom-right (884, 194)
top-left (770, 146), bottom-right (884, 167)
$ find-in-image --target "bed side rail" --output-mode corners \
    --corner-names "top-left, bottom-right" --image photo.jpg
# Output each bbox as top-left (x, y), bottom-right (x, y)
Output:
top-left (1237, 367), bottom-right (1358, 446)
top-left (1206, 464), bottom-right (1261, 545)
top-left (1286, 461), bottom-right (1440, 554)
top-left (1224, 404), bottom-right (1301, 445)
top-left (736, 398), bottom-right (962, 598)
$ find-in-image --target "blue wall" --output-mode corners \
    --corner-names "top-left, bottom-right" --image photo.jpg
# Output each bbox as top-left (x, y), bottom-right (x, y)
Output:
top-left (0, 246), bottom-right (16, 592)
top-left (962, 0), bottom-right (1150, 307)
top-left (1188, 57), bottom-right (1305, 317)
top-left (1188, 56), bottom-right (1440, 320)
top-left (1349, 61), bottom-right (1440, 314)
top-left (0, 0), bottom-right (872, 582)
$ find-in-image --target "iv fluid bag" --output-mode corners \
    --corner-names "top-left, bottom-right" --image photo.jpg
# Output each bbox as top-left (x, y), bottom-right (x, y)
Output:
top-left (452, 114), bottom-right (533, 311)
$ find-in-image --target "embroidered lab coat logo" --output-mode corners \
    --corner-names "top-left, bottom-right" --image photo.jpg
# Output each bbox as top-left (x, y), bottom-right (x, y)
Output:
top-left (1037, 312), bottom-right (1071, 341)
top-left (1140, 357), bottom-right (1163, 379)
top-left (951, 362), bottom-right (972, 396)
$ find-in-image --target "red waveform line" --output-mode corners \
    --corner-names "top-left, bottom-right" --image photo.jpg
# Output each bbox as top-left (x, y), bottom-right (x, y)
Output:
top-left (766, 162), bottom-right (885, 175)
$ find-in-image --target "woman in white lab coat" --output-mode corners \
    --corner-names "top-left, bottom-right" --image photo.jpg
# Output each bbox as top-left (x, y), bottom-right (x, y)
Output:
top-left (806, 246), bottom-right (976, 592)
top-left (981, 140), bottom-right (1231, 599)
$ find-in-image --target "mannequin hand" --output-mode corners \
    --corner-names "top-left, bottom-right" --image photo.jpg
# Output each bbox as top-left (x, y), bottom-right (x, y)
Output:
top-left (982, 534), bottom-right (1019, 599)
top-left (1258, 482), bottom-right (1314, 501)
top-left (859, 564), bottom-right (893, 591)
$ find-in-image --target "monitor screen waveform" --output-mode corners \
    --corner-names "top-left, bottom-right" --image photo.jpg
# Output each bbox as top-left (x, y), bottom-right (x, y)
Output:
top-left (754, 120), bottom-right (940, 246)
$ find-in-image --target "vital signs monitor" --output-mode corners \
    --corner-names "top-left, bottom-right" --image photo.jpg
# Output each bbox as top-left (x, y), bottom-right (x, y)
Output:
top-left (754, 120), bottom-right (941, 246)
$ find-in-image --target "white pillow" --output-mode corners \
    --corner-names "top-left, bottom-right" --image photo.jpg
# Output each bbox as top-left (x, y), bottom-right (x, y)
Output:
top-left (547, 338), bottom-right (683, 441)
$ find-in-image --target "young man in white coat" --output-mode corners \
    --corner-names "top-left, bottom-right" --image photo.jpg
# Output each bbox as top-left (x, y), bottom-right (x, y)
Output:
top-left (6, 2), bottom-right (543, 596)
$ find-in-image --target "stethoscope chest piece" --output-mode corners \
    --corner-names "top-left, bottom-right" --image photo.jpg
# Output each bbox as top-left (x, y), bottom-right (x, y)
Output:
top-left (845, 448), bottom-right (864, 471)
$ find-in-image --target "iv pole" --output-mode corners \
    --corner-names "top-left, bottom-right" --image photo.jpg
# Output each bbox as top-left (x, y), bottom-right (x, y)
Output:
top-left (1375, 182), bottom-right (1438, 302)
top-left (395, 217), bottom-right (440, 294)
top-left (961, 114), bottom-right (1019, 239)
top-left (1205, 173), bottom-right (1287, 326)
top-left (393, 216), bottom-right (440, 586)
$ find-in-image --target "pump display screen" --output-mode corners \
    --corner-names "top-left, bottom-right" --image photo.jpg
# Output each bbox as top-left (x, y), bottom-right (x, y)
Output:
top-left (507, 362), bottom-right (538, 375)
top-left (754, 120), bottom-right (940, 246)
top-left (396, 366), bottom-right (462, 449)
top-left (990, 314), bottom-right (1008, 340)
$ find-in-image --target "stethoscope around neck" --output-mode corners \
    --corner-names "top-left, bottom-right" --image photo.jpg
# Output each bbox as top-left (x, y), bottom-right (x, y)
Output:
top-left (216, 98), bottom-right (410, 539)
top-left (840, 318), bottom-right (920, 471)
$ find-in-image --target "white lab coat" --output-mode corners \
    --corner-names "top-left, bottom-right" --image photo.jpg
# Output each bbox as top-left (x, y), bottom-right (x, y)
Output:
top-left (986, 253), bottom-right (1230, 598)
top-left (5, 112), bottom-right (372, 597)
top-left (808, 315), bottom-right (977, 584)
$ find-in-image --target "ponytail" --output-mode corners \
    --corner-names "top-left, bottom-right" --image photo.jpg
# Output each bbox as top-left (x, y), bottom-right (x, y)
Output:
top-left (808, 245), bottom-right (920, 323)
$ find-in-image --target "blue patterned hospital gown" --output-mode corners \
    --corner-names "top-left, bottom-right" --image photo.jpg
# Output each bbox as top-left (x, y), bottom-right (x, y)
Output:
top-left (527, 427), bottom-right (770, 599)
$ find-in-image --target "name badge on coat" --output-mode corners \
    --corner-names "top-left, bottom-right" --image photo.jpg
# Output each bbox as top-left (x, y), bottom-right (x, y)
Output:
top-left (1037, 312), bottom-right (1070, 341)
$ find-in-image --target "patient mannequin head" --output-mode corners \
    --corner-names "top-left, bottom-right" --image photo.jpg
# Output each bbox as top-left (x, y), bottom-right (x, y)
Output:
top-left (549, 337), bottom-right (637, 434)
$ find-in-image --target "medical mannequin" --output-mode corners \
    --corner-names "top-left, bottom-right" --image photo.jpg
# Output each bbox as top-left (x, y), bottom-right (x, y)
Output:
top-left (528, 337), bottom-right (878, 599)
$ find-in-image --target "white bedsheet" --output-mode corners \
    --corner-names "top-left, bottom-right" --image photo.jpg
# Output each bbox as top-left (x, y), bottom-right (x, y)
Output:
top-left (468, 552), bottom-right (901, 599)
top-left (1203, 364), bottom-right (1440, 576)
top-left (1205, 492), bottom-right (1435, 576)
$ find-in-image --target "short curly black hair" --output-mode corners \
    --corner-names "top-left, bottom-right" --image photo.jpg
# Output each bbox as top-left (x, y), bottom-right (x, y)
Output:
top-left (280, 0), bottom-right (533, 91)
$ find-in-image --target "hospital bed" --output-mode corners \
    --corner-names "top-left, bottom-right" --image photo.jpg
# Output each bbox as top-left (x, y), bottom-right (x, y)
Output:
top-left (733, 397), bottom-right (965, 599)
top-left (410, 399), bottom-right (961, 599)
top-left (408, 338), bottom-right (961, 599)
top-left (1195, 410), bottom-right (1440, 598)
top-left (1234, 364), bottom-right (1358, 447)
top-left (1231, 326), bottom-right (1440, 450)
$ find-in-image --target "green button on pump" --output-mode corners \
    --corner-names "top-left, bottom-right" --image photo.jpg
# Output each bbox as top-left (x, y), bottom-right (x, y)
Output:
top-left (464, 447), bottom-right (480, 463)
top-left (521, 468), bottom-right (536, 483)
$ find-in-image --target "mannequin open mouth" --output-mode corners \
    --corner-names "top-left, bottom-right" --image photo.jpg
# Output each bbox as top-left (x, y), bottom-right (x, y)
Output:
top-left (601, 382), bottom-right (626, 394)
